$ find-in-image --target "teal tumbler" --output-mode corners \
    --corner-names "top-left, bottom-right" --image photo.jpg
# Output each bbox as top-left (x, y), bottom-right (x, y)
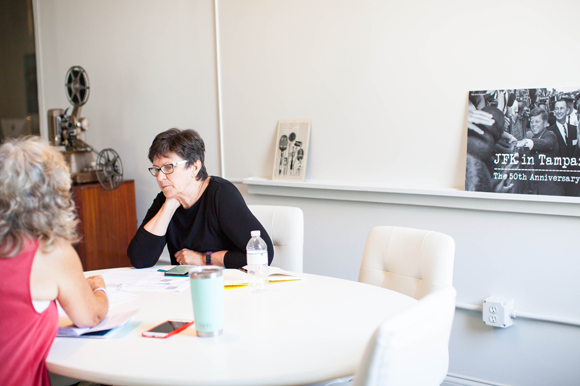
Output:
top-left (189, 266), bottom-right (224, 337)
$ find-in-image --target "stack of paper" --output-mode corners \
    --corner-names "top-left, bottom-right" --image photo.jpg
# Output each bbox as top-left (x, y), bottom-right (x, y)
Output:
top-left (57, 308), bottom-right (139, 338)
top-left (96, 267), bottom-right (189, 292)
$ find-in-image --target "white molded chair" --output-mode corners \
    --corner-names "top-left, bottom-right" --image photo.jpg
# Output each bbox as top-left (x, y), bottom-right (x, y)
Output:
top-left (352, 287), bottom-right (457, 386)
top-left (248, 205), bottom-right (304, 272)
top-left (358, 226), bottom-right (455, 300)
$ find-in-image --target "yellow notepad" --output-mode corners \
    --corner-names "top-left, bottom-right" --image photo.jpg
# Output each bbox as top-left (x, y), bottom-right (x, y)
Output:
top-left (223, 267), bottom-right (302, 287)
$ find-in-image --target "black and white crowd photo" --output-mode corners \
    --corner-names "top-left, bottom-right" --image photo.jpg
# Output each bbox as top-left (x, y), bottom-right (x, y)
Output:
top-left (465, 87), bottom-right (580, 196)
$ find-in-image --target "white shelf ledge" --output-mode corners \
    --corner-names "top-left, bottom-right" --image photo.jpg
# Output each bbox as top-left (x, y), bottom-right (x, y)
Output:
top-left (241, 177), bottom-right (580, 218)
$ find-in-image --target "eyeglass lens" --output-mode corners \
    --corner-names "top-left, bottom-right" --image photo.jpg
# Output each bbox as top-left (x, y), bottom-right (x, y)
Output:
top-left (149, 162), bottom-right (182, 176)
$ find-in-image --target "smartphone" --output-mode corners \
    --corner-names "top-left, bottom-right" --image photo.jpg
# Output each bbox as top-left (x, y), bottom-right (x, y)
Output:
top-left (164, 265), bottom-right (192, 276)
top-left (142, 319), bottom-right (194, 338)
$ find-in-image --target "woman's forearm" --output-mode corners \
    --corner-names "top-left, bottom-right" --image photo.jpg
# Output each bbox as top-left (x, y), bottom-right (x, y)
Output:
top-left (144, 198), bottom-right (180, 236)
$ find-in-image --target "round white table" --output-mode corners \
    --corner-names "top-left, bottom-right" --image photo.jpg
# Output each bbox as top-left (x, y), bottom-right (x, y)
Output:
top-left (47, 268), bottom-right (417, 386)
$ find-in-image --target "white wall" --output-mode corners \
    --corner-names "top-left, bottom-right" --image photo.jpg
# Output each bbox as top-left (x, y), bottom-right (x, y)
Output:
top-left (35, 1), bottom-right (580, 385)
top-left (218, 2), bottom-right (580, 382)
top-left (36, 0), bottom-right (220, 223)
top-left (219, 0), bottom-right (580, 189)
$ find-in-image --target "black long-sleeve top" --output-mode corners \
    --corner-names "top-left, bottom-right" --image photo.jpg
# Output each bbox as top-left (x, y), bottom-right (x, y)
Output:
top-left (127, 176), bottom-right (274, 269)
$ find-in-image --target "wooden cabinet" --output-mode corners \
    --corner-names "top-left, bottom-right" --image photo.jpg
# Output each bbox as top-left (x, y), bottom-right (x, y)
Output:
top-left (72, 180), bottom-right (137, 271)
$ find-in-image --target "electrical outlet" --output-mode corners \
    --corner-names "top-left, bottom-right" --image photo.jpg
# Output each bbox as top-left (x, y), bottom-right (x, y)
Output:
top-left (482, 296), bottom-right (514, 328)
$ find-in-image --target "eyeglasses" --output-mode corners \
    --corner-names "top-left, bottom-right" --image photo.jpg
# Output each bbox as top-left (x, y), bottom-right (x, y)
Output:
top-left (148, 160), bottom-right (188, 177)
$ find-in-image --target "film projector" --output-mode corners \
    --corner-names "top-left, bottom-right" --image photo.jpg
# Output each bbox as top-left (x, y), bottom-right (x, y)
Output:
top-left (47, 66), bottom-right (123, 190)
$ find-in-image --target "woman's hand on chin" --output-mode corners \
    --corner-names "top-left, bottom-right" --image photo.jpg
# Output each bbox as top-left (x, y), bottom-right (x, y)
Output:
top-left (164, 197), bottom-right (182, 211)
top-left (175, 248), bottom-right (204, 265)
top-left (143, 197), bottom-right (182, 236)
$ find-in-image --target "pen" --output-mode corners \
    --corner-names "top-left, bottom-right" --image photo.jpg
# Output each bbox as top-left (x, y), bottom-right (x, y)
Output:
top-left (117, 284), bottom-right (123, 292)
top-left (238, 268), bottom-right (248, 273)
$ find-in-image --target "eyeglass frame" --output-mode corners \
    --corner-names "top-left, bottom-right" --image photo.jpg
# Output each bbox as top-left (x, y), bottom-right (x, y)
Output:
top-left (148, 160), bottom-right (188, 177)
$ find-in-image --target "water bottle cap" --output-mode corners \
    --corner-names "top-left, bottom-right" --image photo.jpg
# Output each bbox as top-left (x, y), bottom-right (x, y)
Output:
top-left (251, 230), bottom-right (261, 237)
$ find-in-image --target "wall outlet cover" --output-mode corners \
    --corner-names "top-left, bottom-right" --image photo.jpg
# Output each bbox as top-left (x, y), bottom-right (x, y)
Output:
top-left (482, 296), bottom-right (514, 328)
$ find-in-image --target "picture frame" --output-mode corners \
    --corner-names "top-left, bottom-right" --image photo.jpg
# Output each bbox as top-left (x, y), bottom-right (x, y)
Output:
top-left (272, 120), bottom-right (311, 181)
top-left (465, 87), bottom-right (580, 197)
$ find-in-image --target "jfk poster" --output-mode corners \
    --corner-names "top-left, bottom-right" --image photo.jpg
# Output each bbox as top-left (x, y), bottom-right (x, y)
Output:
top-left (465, 87), bottom-right (580, 197)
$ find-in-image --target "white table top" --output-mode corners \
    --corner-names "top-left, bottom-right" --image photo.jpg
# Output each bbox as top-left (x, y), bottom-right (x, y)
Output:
top-left (47, 268), bottom-right (417, 386)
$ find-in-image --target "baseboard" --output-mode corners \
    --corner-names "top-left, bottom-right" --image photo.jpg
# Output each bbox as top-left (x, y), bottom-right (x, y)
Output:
top-left (442, 373), bottom-right (513, 386)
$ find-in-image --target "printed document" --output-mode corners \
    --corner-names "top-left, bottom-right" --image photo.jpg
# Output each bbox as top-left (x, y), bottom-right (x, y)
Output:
top-left (89, 266), bottom-right (189, 292)
top-left (57, 308), bottom-right (139, 338)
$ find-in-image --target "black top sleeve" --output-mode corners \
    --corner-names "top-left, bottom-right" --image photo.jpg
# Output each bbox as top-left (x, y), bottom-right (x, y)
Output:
top-left (127, 194), bottom-right (166, 268)
top-left (213, 180), bottom-right (274, 268)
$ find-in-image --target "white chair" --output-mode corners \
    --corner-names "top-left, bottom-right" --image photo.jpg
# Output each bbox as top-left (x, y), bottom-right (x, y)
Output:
top-left (352, 287), bottom-right (457, 386)
top-left (248, 205), bottom-right (304, 272)
top-left (358, 226), bottom-right (455, 300)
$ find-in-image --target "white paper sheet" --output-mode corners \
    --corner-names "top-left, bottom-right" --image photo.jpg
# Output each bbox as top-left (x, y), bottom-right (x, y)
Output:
top-left (57, 308), bottom-right (140, 338)
top-left (95, 266), bottom-right (189, 293)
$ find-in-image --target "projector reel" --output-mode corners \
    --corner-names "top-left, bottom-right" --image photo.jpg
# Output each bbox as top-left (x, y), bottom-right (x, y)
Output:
top-left (50, 66), bottom-right (124, 190)
top-left (96, 148), bottom-right (123, 190)
top-left (65, 66), bottom-right (90, 107)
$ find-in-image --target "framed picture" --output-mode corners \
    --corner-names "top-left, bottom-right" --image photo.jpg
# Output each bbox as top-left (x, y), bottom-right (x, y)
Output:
top-left (272, 120), bottom-right (311, 181)
top-left (465, 87), bottom-right (580, 197)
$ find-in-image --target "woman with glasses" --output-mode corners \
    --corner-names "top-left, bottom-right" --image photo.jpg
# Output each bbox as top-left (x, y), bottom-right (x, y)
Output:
top-left (127, 128), bottom-right (273, 268)
top-left (0, 137), bottom-right (109, 386)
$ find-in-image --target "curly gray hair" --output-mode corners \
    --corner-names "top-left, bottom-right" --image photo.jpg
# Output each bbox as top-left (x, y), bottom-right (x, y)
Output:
top-left (0, 136), bottom-right (79, 257)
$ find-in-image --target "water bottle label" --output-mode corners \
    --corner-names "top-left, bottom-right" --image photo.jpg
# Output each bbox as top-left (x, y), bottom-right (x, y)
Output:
top-left (247, 251), bottom-right (267, 265)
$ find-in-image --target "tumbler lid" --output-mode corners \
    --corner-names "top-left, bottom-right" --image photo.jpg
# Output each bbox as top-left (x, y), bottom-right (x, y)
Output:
top-left (189, 266), bottom-right (223, 279)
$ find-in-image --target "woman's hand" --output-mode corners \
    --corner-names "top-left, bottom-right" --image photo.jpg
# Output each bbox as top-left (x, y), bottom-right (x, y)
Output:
top-left (175, 249), bottom-right (204, 265)
top-left (164, 197), bottom-right (181, 212)
top-left (86, 275), bottom-right (106, 291)
top-left (144, 198), bottom-right (182, 236)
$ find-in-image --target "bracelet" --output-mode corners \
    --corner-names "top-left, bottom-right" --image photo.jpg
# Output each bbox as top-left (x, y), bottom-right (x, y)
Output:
top-left (93, 287), bottom-right (109, 302)
top-left (206, 251), bottom-right (213, 266)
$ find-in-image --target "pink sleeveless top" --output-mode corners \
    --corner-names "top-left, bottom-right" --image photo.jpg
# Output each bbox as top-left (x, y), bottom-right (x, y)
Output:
top-left (0, 240), bottom-right (58, 386)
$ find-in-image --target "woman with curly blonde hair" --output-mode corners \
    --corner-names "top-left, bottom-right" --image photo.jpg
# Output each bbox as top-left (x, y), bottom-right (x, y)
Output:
top-left (0, 136), bottom-right (108, 386)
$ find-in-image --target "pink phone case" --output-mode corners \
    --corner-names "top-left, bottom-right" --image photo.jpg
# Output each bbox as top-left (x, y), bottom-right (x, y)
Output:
top-left (142, 320), bottom-right (194, 339)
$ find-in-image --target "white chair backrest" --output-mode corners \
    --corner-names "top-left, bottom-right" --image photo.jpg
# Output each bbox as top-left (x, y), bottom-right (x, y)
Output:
top-left (248, 205), bottom-right (304, 272)
top-left (358, 226), bottom-right (455, 300)
top-left (353, 287), bottom-right (457, 386)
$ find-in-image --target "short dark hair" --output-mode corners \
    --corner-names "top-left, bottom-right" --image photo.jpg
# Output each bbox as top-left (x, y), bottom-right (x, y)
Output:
top-left (148, 128), bottom-right (208, 181)
top-left (530, 107), bottom-right (548, 122)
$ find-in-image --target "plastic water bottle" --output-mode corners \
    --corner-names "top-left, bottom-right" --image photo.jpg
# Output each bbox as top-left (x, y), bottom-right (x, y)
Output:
top-left (246, 230), bottom-right (268, 293)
